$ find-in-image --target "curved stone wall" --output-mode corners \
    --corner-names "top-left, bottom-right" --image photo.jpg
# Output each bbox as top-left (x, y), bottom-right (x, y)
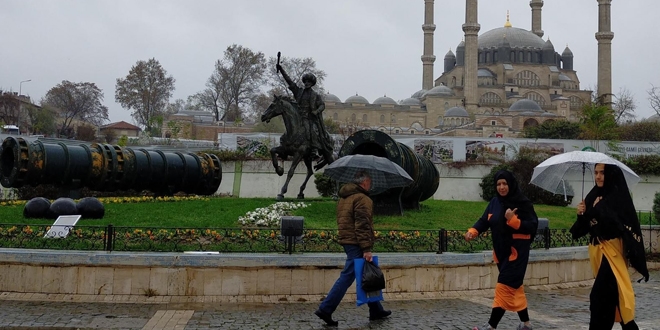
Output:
top-left (1, 247), bottom-right (637, 302)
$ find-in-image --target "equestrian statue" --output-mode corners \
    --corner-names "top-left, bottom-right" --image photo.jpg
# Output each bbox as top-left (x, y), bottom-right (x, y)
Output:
top-left (260, 52), bottom-right (335, 200)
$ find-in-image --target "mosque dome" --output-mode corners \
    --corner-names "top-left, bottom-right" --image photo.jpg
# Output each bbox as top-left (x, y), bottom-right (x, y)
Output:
top-left (478, 26), bottom-right (546, 49)
top-left (444, 49), bottom-right (456, 59)
top-left (645, 114), bottom-right (660, 122)
top-left (423, 85), bottom-right (454, 97)
top-left (373, 95), bottom-right (398, 105)
top-left (323, 92), bottom-right (341, 103)
top-left (508, 99), bottom-right (543, 112)
top-left (445, 106), bottom-right (469, 117)
top-left (558, 73), bottom-right (572, 81)
top-left (400, 97), bottom-right (422, 106)
top-left (478, 69), bottom-right (494, 77)
top-left (411, 89), bottom-right (427, 99)
top-left (345, 94), bottom-right (369, 104)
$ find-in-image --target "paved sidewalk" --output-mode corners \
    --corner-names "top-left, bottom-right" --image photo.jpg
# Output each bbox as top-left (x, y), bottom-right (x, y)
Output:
top-left (0, 270), bottom-right (658, 329)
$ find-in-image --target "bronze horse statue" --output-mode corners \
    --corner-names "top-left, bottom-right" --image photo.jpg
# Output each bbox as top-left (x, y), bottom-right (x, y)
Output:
top-left (260, 95), bottom-right (332, 200)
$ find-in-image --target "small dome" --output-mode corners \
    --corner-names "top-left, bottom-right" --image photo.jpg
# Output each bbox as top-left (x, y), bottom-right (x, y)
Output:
top-left (478, 69), bottom-right (494, 77)
top-left (423, 85), bottom-right (454, 97)
top-left (411, 89), bottom-right (427, 99)
top-left (373, 95), bottom-right (397, 105)
top-left (562, 46), bottom-right (573, 56)
top-left (445, 106), bottom-right (469, 117)
top-left (400, 97), bottom-right (422, 106)
top-left (457, 40), bottom-right (465, 49)
top-left (508, 99), bottom-right (543, 112)
top-left (445, 49), bottom-right (456, 59)
top-left (558, 73), bottom-right (572, 81)
top-left (345, 94), bottom-right (369, 104)
top-left (645, 114), bottom-right (660, 122)
top-left (323, 92), bottom-right (341, 103)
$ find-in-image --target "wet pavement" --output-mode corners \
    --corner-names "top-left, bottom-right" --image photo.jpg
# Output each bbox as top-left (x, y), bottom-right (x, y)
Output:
top-left (0, 270), bottom-right (658, 329)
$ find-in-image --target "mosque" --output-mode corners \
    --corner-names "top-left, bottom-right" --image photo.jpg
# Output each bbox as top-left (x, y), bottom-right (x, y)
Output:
top-left (323, 0), bottom-right (613, 137)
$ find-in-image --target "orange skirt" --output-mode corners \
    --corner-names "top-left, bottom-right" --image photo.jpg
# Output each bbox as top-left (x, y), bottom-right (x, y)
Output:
top-left (493, 283), bottom-right (527, 311)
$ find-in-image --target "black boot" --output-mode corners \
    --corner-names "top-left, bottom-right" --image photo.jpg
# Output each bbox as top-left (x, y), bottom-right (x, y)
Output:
top-left (314, 309), bottom-right (338, 326)
top-left (369, 309), bottom-right (392, 321)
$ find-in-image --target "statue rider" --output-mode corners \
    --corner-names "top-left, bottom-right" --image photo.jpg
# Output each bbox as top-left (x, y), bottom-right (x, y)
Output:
top-left (276, 63), bottom-right (334, 169)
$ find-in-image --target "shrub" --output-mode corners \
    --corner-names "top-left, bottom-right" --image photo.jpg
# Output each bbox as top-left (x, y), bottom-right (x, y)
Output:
top-left (479, 149), bottom-right (573, 206)
top-left (621, 155), bottom-right (660, 176)
top-left (314, 173), bottom-right (337, 197)
top-left (654, 191), bottom-right (660, 224)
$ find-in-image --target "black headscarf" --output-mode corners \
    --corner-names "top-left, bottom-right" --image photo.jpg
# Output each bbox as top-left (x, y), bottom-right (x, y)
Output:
top-left (492, 170), bottom-right (538, 261)
top-left (584, 164), bottom-right (649, 282)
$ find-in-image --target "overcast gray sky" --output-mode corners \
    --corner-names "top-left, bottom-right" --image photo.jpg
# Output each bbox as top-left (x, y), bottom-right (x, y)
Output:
top-left (2, 0), bottom-right (658, 125)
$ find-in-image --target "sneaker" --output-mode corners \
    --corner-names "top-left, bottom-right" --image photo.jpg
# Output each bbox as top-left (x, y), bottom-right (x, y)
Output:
top-left (473, 323), bottom-right (493, 330)
top-left (314, 309), bottom-right (338, 326)
top-left (516, 323), bottom-right (532, 330)
top-left (369, 309), bottom-right (392, 321)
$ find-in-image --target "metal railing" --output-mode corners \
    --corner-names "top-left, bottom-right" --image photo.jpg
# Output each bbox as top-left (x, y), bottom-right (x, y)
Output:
top-left (0, 224), bottom-right (600, 254)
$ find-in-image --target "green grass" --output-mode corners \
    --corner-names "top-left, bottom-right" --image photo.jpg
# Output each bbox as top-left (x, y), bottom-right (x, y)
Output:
top-left (0, 197), bottom-right (583, 230)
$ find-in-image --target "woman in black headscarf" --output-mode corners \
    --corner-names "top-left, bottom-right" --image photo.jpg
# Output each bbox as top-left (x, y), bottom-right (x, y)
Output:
top-left (466, 170), bottom-right (539, 330)
top-left (571, 163), bottom-right (649, 330)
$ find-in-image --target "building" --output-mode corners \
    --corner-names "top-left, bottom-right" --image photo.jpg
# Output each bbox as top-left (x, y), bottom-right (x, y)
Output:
top-left (325, 1), bottom-right (612, 137)
top-left (99, 121), bottom-right (141, 141)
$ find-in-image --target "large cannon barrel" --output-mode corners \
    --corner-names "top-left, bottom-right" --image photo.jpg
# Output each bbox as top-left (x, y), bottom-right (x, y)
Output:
top-left (0, 137), bottom-right (222, 195)
top-left (338, 130), bottom-right (439, 210)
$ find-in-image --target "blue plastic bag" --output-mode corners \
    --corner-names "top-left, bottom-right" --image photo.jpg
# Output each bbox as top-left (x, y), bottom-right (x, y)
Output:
top-left (354, 256), bottom-right (384, 306)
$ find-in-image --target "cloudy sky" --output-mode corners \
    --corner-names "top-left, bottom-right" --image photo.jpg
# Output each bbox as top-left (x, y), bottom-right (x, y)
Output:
top-left (2, 0), bottom-right (658, 125)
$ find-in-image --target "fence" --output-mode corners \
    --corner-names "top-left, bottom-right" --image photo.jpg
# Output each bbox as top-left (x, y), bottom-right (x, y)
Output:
top-left (0, 224), bottom-right (593, 253)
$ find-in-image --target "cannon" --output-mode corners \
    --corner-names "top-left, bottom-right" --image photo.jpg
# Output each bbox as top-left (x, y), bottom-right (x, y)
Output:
top-left (0, 137), bottom-right (222, 196)
top-left (338, 130), bottom-right (439, 215)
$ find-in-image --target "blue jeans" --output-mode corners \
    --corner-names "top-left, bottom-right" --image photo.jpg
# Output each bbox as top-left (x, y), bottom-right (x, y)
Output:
top-left (318, 244), bottom-right (384, 315)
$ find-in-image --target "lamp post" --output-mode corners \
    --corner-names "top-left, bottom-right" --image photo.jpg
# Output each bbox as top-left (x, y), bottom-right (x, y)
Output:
top-left (19, 79), bottom-right (31, 95)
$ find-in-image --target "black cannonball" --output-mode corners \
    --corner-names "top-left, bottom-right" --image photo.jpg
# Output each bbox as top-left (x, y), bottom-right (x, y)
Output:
top-left (76, 197), bottom-right (105, 219)
top-left (49, 197), bottom-right (78, 218)
top-left (23, 197), bottom-right (52, 218)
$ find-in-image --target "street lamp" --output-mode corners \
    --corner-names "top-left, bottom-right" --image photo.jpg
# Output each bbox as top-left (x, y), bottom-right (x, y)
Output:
top-left (19, 80), bottom-right (31, 95)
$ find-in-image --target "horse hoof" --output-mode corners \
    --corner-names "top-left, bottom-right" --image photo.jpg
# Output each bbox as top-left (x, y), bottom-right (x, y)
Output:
top-left (297, 194), bottom-right (305, 199)
top-left (276, 167), bottom-right (284, 176)
top-left (276, 194), bottom-right (284, 201)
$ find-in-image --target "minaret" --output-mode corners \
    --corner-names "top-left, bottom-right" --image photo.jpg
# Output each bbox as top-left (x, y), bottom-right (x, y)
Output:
top-left (421, 0), bottom-right (436, 90)
top-left (530, 0), bottom-right (544, 38)
top-left (596, 0), bottom-right (614, 106)
top-left (462, 0), bottom-right (480, 114)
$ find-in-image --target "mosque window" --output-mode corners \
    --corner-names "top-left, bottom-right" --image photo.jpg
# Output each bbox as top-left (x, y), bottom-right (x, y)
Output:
top-left (445, 102), bottom-right (450, 109)
top-left (480, 92), bottom-right (503, 105)
top-left (395, 129), bottom-right (400, 134)
top-left (362, 114), bottom-right (368, 123)
top-left (410, 130), bottom-right (415, 134)
top-left (569, 96), bottom-right (584, 108)
top-left (511, 51), bottom-right (516, 62)
top-left (519, 51), bottom-right (524, 62)
top-left (486, 52), bottom-right (491, 63)
top-left (380, 115), bottom-right (385, 123)
top-left (333, 113), bottom-right (338, 120)
top-left (514, 71), bottom-right (540, 87)
top-left (524, 91), bottom-right (546, 105)
top-left (527, 52), bottom-right (532, 62)
top-left (491, 120), bottom-right (496, 126)
top-left (494, 51), bottom-right (498, 62)
top-left (425, 130), bottom-right (430, 135)
top-left (351, 113), bottom-right (356, 122)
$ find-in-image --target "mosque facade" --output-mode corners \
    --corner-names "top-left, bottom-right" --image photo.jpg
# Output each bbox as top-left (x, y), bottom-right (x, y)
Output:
top-left (324, 0), bottom-right (612, 138)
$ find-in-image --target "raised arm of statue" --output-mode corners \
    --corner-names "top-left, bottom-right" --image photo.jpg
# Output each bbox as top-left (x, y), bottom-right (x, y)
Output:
top-left (276, 65), bottom-right (295, 89)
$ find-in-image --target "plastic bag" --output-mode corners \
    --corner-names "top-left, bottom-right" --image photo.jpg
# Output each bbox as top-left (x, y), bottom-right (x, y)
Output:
top-left (362, 260), bottom-right (385, 292)
top-left (354, 256), bottom-right (385, 306)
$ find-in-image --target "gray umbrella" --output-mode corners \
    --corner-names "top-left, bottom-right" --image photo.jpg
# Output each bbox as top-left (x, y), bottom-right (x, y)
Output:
top-left (323, 154), bottom-right (413, 191)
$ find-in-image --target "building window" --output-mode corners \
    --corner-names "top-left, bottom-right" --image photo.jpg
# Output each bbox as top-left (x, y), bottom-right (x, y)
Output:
top-left (410, 130), bottom-right (415, 134)
top-left (519, 51), bottom-right (524, 62)
top-left (351, 113), bottom-right (356, 122)
top-left (480, 92), bottom-right (502, 105)
top-left (491, 120), bottom-right (496, 126)
top-left (514, 70), bottom-right (540, 87)
top-left (333, 113), bottom-right (338, 120)
top-left (362, 114), bottom-right (368, 122)
top-left (395, 129), bottom-right (400, 134)
top-left (524, 91), bottom-right (546, 106)
top-left (380, 115), bottom-right (385, 123)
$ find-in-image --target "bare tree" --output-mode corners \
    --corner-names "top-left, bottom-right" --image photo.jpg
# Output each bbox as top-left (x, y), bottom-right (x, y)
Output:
top-left (265, 55), bottom-right (327, 96)
top-left (43, 81), bottom-right (109, 137)
top-left (0, 90), bottom-right (21, 126)
top-left (648, 84), bottom-right (660, 117)
top-left (115, 58), bottom-right (176, 134)
top-left (612, 87), bottom-right (636, 124)
top-left (190, 72), bottom-right (231, 121)
top-left (201, 45), bottom-right (266, 122)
